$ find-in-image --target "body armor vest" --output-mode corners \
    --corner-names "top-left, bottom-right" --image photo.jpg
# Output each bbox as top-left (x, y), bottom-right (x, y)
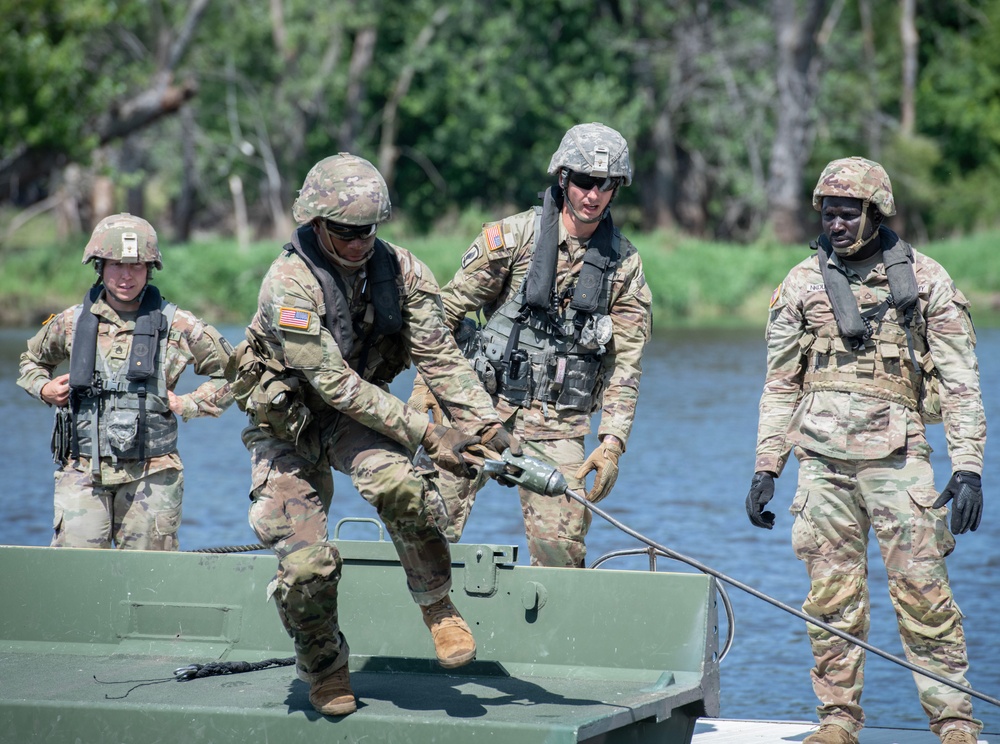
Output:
top-left (802, 232), bottom-right (933, 413)
top-left (69, 288), bottom-right (178, 470)
top-left (466, 207), bottom-right (623, 413)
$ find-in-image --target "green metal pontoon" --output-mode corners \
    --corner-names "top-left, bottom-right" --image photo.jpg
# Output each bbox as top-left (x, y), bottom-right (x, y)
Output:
top-left (0, 523), bottom-right (720, 743)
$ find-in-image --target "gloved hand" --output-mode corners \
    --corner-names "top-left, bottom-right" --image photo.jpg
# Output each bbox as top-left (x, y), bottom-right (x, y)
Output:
top-left (479, 424), bottom-right (522, 458)
top-left (933, 471), bottom-right (983, 534)
top-left (746, 471), bottom-right (776, 529)
top-left (409, 375), bottom-right (447, 424)
top-left (421, 424), bottom-right (480, 478)
top-left (575, 437), bottom-right (623, 503)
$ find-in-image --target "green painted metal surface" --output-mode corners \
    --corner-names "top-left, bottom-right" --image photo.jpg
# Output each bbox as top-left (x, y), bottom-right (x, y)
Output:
top-left (0, 534), bottom-right (719, 744)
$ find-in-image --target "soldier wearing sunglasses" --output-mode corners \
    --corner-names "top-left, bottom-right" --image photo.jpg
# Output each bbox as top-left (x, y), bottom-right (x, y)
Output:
top-left (230, 153), bottom-right (517, 717)
top-left (410, 122), bottom-right (652, 568)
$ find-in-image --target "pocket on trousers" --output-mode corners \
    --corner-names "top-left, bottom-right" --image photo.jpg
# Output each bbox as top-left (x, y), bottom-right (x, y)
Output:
top-left (154, 505), bottom-right (182, 537)
top-left (906, 485), bottom-right (940, 509)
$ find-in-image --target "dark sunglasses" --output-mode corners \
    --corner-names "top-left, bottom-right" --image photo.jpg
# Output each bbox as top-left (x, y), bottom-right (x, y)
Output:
top-left (323, 220), bottom-right (377, 241)
top-left (567, 171), bottom-right (622, 193)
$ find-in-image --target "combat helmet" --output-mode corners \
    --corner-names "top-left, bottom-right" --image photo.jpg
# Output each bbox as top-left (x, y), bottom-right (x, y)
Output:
top-left (547, 122), bottom-right (632, 187)
top-left (83, 213), bottom-right (162, 270)
top-left (292, 153), bottom-right (392, 226)
top-left (812, 156), bottom-right (895, 217)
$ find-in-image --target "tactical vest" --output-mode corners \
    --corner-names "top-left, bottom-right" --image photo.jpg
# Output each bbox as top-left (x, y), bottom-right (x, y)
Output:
top-left (287, 226), bottom-right (407, 384)
top-left (801, 233), bottom-right (935, 415)
top-left (69, 288), bottom-right (178, 469)
top-left (466, 208), bottom-right (624, 413)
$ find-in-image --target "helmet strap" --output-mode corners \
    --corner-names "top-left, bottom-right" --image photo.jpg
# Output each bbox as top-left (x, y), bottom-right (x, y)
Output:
top-left (317, 221), bottom-right (372, 270)
top-left (559, 169), bottom-right (614, 226)
top-left (832, 199), bottom-right (881, 257)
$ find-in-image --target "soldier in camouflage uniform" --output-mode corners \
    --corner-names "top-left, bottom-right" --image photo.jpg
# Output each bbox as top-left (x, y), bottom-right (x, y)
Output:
top-left (17, 213), bottom-right (234, 551)
top-left (232, 153), bottom-right (515, 717)
top-left (745, 157), bottom-right (985, 744)
top-left (409, 122), bottom-right (652, 567)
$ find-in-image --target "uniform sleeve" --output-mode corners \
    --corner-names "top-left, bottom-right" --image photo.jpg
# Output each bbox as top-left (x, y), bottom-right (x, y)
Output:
top-left (439, 220), bottom-right (521, 330)
top-left (404, 258), bottom-right (502, 434)
top-left (596, 250), bottom-right (652, 445)
top-left (924, 276), bottom-right (986, 474)
top-left (17, 309), bottom-right (73, 401)
top-left (754, 276), bottom-right (806, 476)
top-left (166, 310), bottom-right (236, 421)
top-left (263, 263), bottom-right (431, 451)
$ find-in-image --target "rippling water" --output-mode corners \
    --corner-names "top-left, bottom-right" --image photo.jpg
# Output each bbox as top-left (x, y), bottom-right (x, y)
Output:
top-left (2, 325), bottom-right (998, 733)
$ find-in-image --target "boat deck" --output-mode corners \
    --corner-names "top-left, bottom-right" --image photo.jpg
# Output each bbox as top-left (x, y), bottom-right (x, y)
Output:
top-left (693, 718), bottom-right (995, 743)
top-left (0, 541), bottom-right (720, 744)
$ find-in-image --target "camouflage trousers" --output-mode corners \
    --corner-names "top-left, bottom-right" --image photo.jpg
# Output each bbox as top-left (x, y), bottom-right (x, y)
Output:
top-left (51, 461), bottom-right (182, 550)
top-left (436, 436), bottom-right (591, 568)
top-left (244, 416), bottom-right (453, 682)
top-left (790, 447), bottom-right (981, 737)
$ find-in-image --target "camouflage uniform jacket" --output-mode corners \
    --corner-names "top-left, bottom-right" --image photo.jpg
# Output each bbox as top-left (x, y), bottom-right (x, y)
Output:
top-left (246, 239), bottom-right (502, 451)
top-left (17, 291), bottom-right (235, 485)
top-left (441, 207), bottom-right (652, 444)
top-left (755, 247), bottom-right (985, 476)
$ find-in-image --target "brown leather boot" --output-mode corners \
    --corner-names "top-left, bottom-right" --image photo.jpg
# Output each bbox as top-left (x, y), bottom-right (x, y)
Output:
top-left (421, 596), bottom-right (476, 668)
top-left (803, 723), bottom-right (859, 744)
top-left (940, 729), bottom-right (979, 744)
top-left (308, 664), bottom-right (356, 716)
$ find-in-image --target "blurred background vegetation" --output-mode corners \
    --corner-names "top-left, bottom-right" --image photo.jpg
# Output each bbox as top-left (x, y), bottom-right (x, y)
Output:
top-left (2, 0), bottom-right (999, 327)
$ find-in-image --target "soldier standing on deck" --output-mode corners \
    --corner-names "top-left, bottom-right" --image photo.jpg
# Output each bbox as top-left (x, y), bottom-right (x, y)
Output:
top-left (410, 122), bottom-right (652, 568)
top-left (17, 213), bottom-right (234, 550)
top-left (229, 153), bottom-right (517, 717)
top-left (745, 157), bottom-right (986, 744)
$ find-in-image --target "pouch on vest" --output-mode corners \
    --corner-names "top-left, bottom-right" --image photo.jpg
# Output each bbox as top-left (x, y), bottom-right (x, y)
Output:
top-left (919, 372), bottom-right (942, 425)
top-left (555, 356), bottom-right (604, 412)
top-left (226, 339), bottom-right (265, 413)
top-left (106, 410), bottom-right (141, 456)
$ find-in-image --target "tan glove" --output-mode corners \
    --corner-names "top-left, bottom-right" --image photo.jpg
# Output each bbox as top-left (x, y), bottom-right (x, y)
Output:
top-left (421, 424), bottom-right (481, 478)
top-left (409, 374), bottom-right (447, 424)
top-left (478, 424), bottom-right (522, 458)
top-left (575, 437), bottom-right (623, 503)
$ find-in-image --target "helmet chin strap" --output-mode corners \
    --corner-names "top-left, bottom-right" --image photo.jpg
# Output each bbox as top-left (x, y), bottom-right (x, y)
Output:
top-left (832, 199), bottom-right (880, 257)
top-left (318, 222), bottom-right (373, 269)
top-left (559, 170), bottom-right (614, 225)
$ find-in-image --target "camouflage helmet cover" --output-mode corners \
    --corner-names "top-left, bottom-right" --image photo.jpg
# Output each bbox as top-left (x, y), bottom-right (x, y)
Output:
top-left (83, 213), bottom-right (162, 269)
top-left (812, 156), bottom-right (896, 217)
top-left (547, 122), bottom-right (632, 186)
top-left (292, 152), bottom-right (392, 226)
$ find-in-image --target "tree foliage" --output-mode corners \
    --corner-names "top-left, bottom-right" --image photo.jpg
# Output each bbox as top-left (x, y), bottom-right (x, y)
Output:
top-left (3, 0), bottom-right (1000, 245)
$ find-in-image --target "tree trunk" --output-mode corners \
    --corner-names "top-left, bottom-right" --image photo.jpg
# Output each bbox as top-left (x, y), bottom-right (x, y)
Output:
top-left (338, 27), bottom-right (377, 153)
top-left (899, 0), bottom-right (917, 136)
top-left (766, 0), bottom-right (835, 244)
top-left (378, 7), bottom-right (451, 190)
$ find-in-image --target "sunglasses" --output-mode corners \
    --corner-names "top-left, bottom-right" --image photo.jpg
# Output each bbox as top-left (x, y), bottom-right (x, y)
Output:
top-left (323, 220), bottom-right (377, 241)
top-left (567, 171), bottom-right (622, 193)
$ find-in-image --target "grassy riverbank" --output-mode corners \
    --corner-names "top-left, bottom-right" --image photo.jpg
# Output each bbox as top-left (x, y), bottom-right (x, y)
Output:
top-left (2, 221), bottom-right (999, 330)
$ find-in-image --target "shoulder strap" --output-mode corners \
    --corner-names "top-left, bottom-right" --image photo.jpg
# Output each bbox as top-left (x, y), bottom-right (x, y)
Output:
top-left (69, 285), bottom-right (104, 394)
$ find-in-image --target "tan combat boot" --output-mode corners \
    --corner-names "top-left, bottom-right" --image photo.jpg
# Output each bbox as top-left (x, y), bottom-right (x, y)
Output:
top-left (421, 596), bottom-right (476, 668)
top-left (308, 664), bottom-right (356, 716)
top-left (941, 729), bottom-right (979, 744)
top-left (803, 723), bottom-right (859, 744)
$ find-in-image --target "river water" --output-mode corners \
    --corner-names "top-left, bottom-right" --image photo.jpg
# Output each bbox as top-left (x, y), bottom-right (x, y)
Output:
top-left (2, 325), bottom-right (998, 733)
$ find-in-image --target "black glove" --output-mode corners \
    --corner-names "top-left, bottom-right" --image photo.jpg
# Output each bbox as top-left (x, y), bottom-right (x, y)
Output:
top-left (746, 471), bottom-right (776, 529)
top-left (479, 424), bottom-right (522, 457)
top-left (932, 471), bottom-right (983, 534)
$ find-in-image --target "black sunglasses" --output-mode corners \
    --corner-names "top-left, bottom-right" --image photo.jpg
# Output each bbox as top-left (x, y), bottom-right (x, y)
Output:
top-left (323, 220), bottom-right (377, 241)
top-left (567, 171), bottom-right (622, 193)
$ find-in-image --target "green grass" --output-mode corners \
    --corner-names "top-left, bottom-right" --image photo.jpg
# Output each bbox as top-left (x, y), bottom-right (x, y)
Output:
top-left (3, 216), bottom-right (999, 330)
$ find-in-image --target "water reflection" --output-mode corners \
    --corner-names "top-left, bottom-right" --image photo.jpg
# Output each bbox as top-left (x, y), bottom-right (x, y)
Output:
top-left (2, 325), bottom-right (998, 732)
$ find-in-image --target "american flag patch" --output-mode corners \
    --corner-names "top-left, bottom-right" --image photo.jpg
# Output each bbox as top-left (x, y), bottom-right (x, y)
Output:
top-left (483, 223), bottom-right (505, 251)
top-left (278, 307), bottom-right (311, 330)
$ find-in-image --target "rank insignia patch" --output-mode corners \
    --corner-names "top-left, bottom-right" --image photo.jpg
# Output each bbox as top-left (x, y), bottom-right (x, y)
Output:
top-left (279, 307), bottom-right (311, 330)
